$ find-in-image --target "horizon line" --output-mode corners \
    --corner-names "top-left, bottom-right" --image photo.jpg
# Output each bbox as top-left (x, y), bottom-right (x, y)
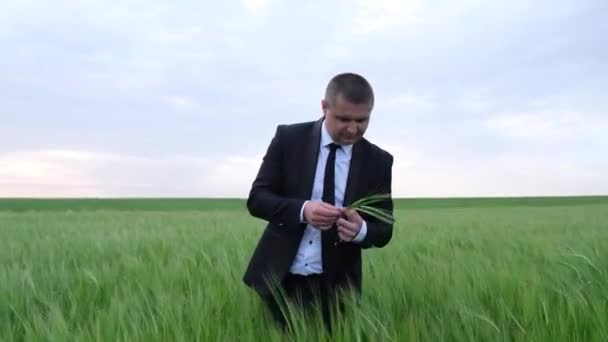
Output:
top-left (1, 195), bottom-right (607, 200)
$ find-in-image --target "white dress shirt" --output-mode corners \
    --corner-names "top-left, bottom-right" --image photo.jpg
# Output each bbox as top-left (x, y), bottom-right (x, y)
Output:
top-left (289, 121), bottom-right (368, 275)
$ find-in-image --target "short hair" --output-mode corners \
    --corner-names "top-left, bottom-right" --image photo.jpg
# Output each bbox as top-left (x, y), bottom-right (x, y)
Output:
top-left (325, 73), bottom-right (375, 110)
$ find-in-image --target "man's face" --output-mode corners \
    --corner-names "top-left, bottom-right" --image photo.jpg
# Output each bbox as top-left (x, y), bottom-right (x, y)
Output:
top-left (322, 95), bottom-right (371, 145)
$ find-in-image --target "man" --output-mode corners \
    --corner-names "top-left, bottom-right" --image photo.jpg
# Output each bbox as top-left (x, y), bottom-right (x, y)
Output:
top-left (242, 72), bottom-right (394, 332)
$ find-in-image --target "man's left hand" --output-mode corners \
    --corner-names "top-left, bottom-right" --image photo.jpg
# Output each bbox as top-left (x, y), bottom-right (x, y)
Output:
top-left (337, 208), bottom-right (363, 242)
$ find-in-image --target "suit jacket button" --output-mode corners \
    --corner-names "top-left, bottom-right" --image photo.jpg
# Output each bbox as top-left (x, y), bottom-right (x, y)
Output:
top-left (278, 222), bottom-right (284, 227)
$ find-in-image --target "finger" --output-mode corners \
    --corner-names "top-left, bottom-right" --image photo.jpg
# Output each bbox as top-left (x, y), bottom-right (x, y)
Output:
top-left (337, 218), bottom-right (357, 231)
top-left (338, 230), bottom-right (354, 241)
top-left (343, 208), bottom-right (357, 219)
top-left (337, 225), bottom-right (348, 236)
top-left (317, 211), bottom-right (341, 221)
top-left (320, 202), bottom-right (339, 210)
top-left (315, 219), bottom-right (334, 227)
top-left (316, 214), bottom-right (339, 223)
top-left (338, 224), bottom-right (357, 237)
top-left (318, 214), bottom-right (339, 223)
top-left (315, 207), bottom-right (341, 219)
top-left (338, 226), bottom-right (355, 236)
top-left (312, 215), bottom-right (336, 226)
top-left (320, 203), bottom-right (342, 216)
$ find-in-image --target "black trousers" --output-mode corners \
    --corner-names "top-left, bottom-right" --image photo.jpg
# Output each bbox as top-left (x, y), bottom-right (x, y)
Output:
top-left (262, 273), bottom-right (343, 333)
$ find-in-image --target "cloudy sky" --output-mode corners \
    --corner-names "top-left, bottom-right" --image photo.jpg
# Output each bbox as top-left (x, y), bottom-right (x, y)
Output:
top-left (1, 0), bottom-right (607, 198)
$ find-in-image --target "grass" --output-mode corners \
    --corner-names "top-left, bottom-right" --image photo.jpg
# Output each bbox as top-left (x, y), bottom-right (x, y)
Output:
top-left (1, 197), bottom-right (608, 341)
top-left (2, 196), bottom-right (608, 212)
top-left (0, 198), bottom-right (246, 212)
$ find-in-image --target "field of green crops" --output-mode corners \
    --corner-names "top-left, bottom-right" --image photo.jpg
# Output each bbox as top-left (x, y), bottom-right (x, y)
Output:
top-left (2, 197), bottom-right (608, 341)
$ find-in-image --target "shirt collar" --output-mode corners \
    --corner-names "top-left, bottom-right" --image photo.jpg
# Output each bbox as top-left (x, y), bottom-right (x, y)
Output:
top-left (321, 119), bottom-right (353, 156)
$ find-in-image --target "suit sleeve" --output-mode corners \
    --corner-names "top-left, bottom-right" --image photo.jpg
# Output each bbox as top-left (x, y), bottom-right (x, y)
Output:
top-left (246, 125), bottom-right (306, 229)
top-left (358, 154), bottom-right (394, 249)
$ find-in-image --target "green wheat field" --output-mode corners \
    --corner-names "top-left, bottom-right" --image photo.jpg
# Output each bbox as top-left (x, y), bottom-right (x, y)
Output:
top-left (2, 197), bottom-right (608, 341)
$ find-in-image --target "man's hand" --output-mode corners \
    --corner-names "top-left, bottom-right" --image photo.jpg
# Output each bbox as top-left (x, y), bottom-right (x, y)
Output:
top-left (337, 208), bottom-right (363, 242)
top-left (303, 202), bottom-right (342, 230)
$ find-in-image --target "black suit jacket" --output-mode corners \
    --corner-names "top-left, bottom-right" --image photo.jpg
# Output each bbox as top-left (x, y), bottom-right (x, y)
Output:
top-left (242, 118), bottom-right (394, 297)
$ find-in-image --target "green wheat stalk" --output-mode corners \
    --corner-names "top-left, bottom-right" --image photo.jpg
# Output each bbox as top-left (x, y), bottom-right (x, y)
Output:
top-left (347, 193), bottom-right (394, 225)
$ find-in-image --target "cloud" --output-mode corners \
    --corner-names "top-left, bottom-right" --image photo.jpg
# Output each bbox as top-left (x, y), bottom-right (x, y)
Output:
top-left (382, 93), bottom-right (437, 113)
top-left (1, 133), bottom-right (607, 198)
top-left (0, 150), bottom-right (261, 197)
top-left (484, 111), bottom-right (608, 141)
top-left (373, 139), bottom-right (608, 197)
top-left (165, 95), bottom-right (202, 111)
top-left (1, 1), bottom-right (607, 197)
top-left (352, 0), bottom-right (423, 34)
top-left (242, 0), bottom-right (273, 13)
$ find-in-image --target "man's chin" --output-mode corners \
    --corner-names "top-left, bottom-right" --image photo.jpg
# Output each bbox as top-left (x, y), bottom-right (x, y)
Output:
top-left (339, 137), bottom-right (360, 145)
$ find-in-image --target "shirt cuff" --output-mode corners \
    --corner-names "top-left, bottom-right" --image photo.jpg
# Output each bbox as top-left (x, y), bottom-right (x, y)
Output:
top-left (300, 200), bottom-right (309, 223)
top-left (352, 220), bottom-right (367, 243)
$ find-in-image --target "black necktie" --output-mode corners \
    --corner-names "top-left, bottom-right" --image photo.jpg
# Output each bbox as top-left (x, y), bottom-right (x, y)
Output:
top-left (322, 143), bottom-right (340, 205)
top-left (322, 143), bottom-right (340, 276)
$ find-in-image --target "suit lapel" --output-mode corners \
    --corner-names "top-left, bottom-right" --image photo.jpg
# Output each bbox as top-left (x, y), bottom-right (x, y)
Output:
top-left (343, 140), bottom-right (364, 207)
top-left (300, 118), bottom-right (323, 199)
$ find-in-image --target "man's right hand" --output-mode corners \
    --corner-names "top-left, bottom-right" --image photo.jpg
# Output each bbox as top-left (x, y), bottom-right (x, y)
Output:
top-left (303, 202), bottom-right (342, 230)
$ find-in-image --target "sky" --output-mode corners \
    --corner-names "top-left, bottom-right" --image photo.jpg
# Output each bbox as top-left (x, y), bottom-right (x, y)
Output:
top-left (1, 0), bottom-right (607, 198)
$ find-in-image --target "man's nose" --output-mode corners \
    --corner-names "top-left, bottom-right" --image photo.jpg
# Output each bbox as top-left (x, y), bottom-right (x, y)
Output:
top-left (346, 123), bottom-right (357, 134)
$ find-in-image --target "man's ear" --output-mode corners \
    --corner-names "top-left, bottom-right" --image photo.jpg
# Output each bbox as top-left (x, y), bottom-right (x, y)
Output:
top-left (321, 99), bottom-right (329, 117)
